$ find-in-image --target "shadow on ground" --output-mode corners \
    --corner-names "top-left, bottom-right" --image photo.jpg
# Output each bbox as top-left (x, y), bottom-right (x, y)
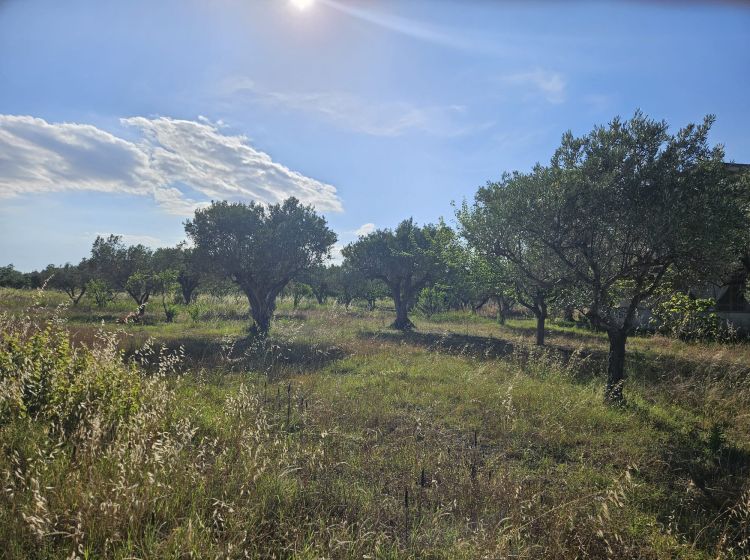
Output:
top-left (368, 328), bottom-right (750, 386)
top-left (363, 329), bottom-right (606, 379)
top-left (119, 333), bottom-right (348, 375)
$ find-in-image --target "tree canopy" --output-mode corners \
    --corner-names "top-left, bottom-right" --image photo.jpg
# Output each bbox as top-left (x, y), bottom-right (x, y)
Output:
top-left (342, 219), bottom-right (450, 329)
top-left (473, 112), bottom-right (750, 402)
top-left (185, 197), bottom-right (336, 336)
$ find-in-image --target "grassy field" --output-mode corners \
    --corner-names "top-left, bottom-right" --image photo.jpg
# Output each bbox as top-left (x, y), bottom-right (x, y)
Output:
top-left (1, 287), bottom-right (749, 559)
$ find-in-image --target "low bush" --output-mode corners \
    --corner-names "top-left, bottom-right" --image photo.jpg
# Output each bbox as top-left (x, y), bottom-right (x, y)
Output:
top-left (651, 291), bottom-right (721, 340)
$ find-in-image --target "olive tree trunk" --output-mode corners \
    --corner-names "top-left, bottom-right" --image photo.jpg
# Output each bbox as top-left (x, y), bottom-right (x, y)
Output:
top-left (65, 287), bottom-right (86, 306)
top-left (246, 291), bottom-right (277, 337)
top-left (534, 311), bottom-right (546, 346)
top-left (180, 280), bottom-right (198, 305)
top-left (516, 291), bottom-right (547, 346)
top-left (605, 329), bottom-right (627, 405)
top-left (391, 288), bottom-right (415, 330)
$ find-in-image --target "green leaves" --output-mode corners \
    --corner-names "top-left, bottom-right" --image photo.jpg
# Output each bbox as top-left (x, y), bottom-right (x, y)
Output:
top-left (185, 197), bottom-right (336, 334)
top-left (342, 219), bottom-right (450, 328)
top-left (651, 290), bottom-right (721, 341)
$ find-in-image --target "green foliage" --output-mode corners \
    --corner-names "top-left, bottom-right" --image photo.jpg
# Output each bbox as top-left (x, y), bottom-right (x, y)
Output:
top-left (185, 197), bottom-right (336, 336)
top-left (652, 291), bottom-right (720, 340)
top-left (342, 218), bottom-right (451, 329)
top-left (154, 244), bottom-right (202, 304)
top-left (0, 264), bottom-right (29, 289)
top-left (463, 112), bottom-right (750, 402)
top-left (125, 271), bottom-right (158, 306)
top-left (0, 316), bottom-right (142, 435)
top-left (86, 278), bottom-right (114, 308)
top-left (187, 301), bottom-right (204, 322)
top-left (48, 261), bottom-right (91, 305)
top-left (90, 235), bottom-right (157, 306)
top-left (547, 113), bottom-right (748, 333)
top-left (416, 286), bottom-right (449, 317)
top-left (154, 269), bottom-right (180, 322)
top-left (286, 280), bottom-right (313, 309)
top-left (458, 171), bottom-right (568, 345)
top-left (299, 264), bottom-right (334, 304)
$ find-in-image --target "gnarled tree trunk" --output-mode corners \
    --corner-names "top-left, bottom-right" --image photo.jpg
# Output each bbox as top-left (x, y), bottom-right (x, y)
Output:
top-left (65, 287), bottom-right (86, 306)
top-left (605, 329), bottom-right (627, 405)
top-left (246, 290), bottom-right (276, 337)
top-left (391, 287), bottom-right (415, 330)
top-left (496, 296), bottom-right (510, 325)
top-left (180, 279), bottom-right (198, 305)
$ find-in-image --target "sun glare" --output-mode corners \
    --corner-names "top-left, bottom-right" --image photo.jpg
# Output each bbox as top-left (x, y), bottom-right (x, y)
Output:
top-left (290, 0), bottom-right (315, 11)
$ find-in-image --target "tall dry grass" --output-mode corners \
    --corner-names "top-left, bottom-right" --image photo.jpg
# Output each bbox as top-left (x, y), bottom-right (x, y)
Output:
top-left (1, 299), bottom-right (749, 558)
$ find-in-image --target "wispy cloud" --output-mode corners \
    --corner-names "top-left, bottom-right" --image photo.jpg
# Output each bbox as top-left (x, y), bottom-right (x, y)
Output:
top-left (219, 78), bottom-right (492, 138)
top-left (354, 222), bottom-right (376, 236)
top-left (501, 69), bottom-right (567, 104)
top-left (0, 115), bottom-right (343, 215)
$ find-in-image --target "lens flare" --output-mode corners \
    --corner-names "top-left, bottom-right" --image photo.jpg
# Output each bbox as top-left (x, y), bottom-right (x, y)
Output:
top-left (290, 0), bottom-right (315, 10)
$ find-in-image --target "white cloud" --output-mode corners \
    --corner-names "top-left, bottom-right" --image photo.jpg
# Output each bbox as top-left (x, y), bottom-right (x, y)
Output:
top-left (502, 69), bottom-right (566, 104)
top-left (220, 78), bottom-right (491, 138)
top-left (328, 243), bottom-right (345, 265)
top-left (0, 114), bottom-right (343, 215)
top-left (354, 222), bottom-right (376, 237)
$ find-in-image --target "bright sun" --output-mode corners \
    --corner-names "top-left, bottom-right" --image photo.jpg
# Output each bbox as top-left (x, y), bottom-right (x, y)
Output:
top-left (290, 0), bottom-right (315, 10)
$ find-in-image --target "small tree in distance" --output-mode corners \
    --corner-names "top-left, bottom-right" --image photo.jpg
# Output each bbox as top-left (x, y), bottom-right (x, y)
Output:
top-left (154, 244), bottom-right (202, 304)
top-left (185, 198), bottom-right (336, 337)
top-left (49, 261), bottom-right (91, 306)
top-left (342, 219), bottom-right (449, 330)
top-left (90, 235), bottom-right (156, 306)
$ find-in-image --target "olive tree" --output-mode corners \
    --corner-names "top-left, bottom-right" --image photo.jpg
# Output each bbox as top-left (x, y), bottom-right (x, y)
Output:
top-left (300, 265), bottom-right (334, 305)
top-left (437, 235), bottom-right (515, 315)
top-left (458, 167), bottom-right (570, 346)
top-left (329, 263), bottom-right (387, 309)
top-left (49, 260), bottom-right (91, 305)
top-left (0, 265), bottom-right (28, 289)
top-left (90, 235), bottom-right (156, 305)
top-left (153, 244), bottom-right (202, 304)
top-left (512, 113), bottom-right (747, 403)
top-left (342, 219), bottom-right (449, 330)
top-left (185, 198), bottom-right (336, 336)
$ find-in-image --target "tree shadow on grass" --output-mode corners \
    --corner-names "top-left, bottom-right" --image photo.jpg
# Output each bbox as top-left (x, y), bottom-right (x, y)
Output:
top-left (628, 400), bottom-right (750, 551)
top-left (501, 321), bottom-right (606, 346)
top-left (362, 328), bottom-right (750, 399)
top-left (121, 332), bottom-right (348, 375)
top-left (366, 328), bottom-right (750, 552)
top-left (360, 329), bottom-right (607, 381)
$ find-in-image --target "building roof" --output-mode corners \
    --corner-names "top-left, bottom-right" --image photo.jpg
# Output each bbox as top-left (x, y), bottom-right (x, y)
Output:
top-left (724, 162), bottom-right (750, 174)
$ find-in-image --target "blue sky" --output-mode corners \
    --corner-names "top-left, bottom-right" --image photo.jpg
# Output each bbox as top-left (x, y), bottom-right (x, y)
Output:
top-left (1, 0), bottom-right (748, 271)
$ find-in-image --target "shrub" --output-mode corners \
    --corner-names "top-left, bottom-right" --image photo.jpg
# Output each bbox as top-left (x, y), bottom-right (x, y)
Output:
top-left (651, 291), bottom-right (720, 340)
top-left (0, 314), bottom-right (143, 436)
top-left (416, 286), bottom-right (448, 318)
top-left (187, 301), bottom-right (203, 322)
top-left (163, 303), bottom-right (178, 322)
top-left (86, 279), bottom-right (114, 308)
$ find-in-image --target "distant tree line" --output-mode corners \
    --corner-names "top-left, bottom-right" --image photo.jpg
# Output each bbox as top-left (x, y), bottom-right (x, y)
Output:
top-left (2, 112), bottom-right (749, 404)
